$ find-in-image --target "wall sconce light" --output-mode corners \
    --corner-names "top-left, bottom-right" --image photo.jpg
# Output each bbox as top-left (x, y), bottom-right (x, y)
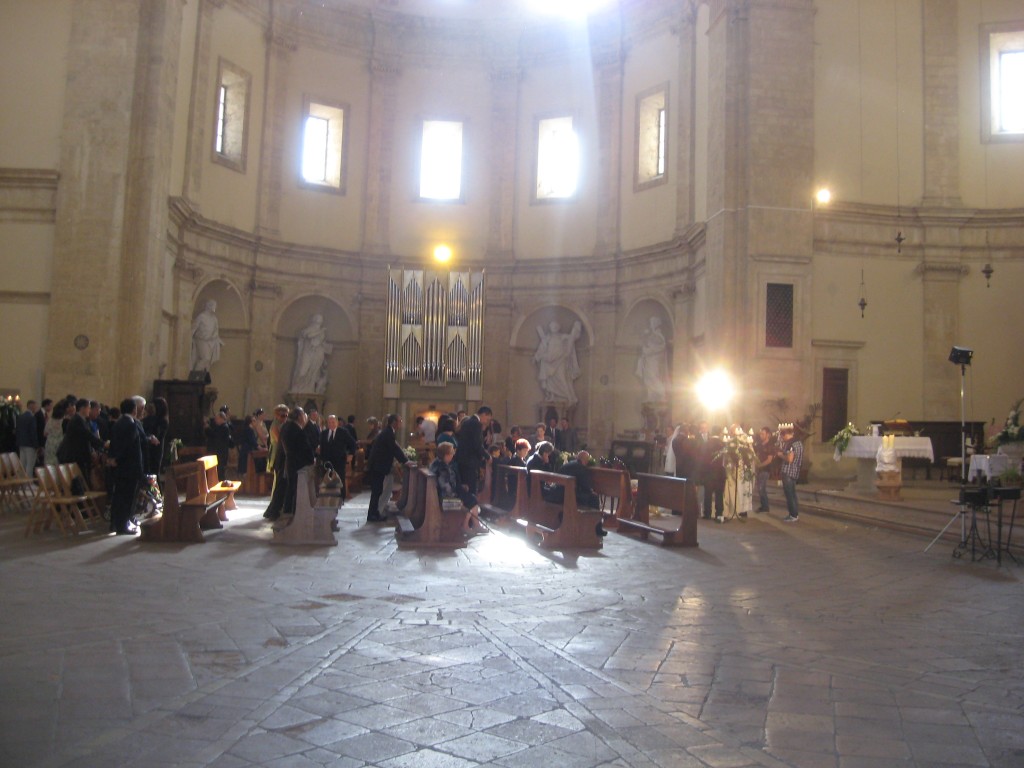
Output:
top-left (981, 263), bottom-right (993, 287)
top-left (433, 244), bottom-right (453, 264)
top-left (815, 187), bottom-right (832, 205)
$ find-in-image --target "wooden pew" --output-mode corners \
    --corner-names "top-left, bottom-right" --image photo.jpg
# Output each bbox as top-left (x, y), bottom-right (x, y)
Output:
top-left (616, 472), bottom-right (699, 547)
top-left (394, 467), bottom-right (468, 548)
top-left (479, 463), bottom-right (530, 522)
top-left (195, 454), bottom-right (240, 513)
top-left (270, 466), bottom-right (339, 546)
top-left (139, 461), bottom-right (225, 543)
top-left (518, 470), bottom-right (604, 550)
top-left (242, 449), bottom-right (271, 495)
top-left (586, 466), bottom-right (633, 529)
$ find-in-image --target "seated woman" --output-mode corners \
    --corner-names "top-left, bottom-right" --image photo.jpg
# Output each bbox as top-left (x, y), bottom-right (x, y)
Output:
top-left (429, 441), bottom-right (484, 534)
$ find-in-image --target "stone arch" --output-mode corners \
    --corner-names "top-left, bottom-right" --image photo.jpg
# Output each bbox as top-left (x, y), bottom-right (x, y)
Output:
top-left (274, 295), bottom-right (354, 412)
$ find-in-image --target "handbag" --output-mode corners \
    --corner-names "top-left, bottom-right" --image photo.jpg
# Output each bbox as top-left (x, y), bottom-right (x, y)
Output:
top-left (320, 461), bottom-right (342, 491)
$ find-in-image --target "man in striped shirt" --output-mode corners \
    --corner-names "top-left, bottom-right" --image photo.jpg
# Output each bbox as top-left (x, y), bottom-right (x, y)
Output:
top-left (777, 423), bottom-right (803, 522)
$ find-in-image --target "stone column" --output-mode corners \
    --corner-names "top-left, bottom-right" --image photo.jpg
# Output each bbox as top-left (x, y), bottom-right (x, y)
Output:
top-left (247, 279), bottom-right (284, 410)
top-left (921, 0), bottom-right (962, 208)
top-left (592, 49), bottom-right (624, 259)
top-left (362, 57), bottom-right (400, 256)
top-left (586, 296), bottom-right (619, 452)
top-left (46, 0), bottom-right (184, 401)
top-left (255, 22), bottom-right (297, 238)
top-left (673, 3), bottom-right (698, 236)
top-left (485, 67), bottom-right (520, 260)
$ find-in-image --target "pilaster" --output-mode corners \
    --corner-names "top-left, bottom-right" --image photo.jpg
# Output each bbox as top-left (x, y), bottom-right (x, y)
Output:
top-left (485, 67), bottom-right (520, 260)
top-left (592, 49), bottom-right (624, 259)
top-left (362, 56), bottom-right (400, 256)
top-left (255, 22), bottom-right (297, 238)
top-left (921, 0), bottom-right (962, 208)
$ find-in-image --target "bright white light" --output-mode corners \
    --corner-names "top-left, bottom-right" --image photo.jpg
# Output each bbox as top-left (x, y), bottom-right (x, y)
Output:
top-left (420, 120), bottom-right (463, 200)
top-left (526, 0), bottom-right (614, 20)
top-left (536, 116), bottom-right (579, 199)
top-left (815, 187), bottom-right (832, 205)
top-left (695, 369), bottom-right (735, 412)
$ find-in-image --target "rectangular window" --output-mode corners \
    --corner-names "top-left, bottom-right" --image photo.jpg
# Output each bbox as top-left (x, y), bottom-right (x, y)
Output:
top-left (535, 115), bottom-right (579, 200)
top-left (301, 99), bottom-right (347, 192)
top-left (765, 283), bottom-right (794, 348)
top-left (212, 58), bottom-right (250, 172)
top-left (821, 368), bottom-right (849, 443)
top-left (419, 120), bottom-right (463, 201)
top-left (635, 84), bottom-right (668, 190)
top-left (981, 22), bottom-right (1024, 143)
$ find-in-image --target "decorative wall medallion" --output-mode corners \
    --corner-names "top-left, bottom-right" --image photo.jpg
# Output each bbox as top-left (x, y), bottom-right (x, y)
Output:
top-left (73, 334), bottom-right (89, 350)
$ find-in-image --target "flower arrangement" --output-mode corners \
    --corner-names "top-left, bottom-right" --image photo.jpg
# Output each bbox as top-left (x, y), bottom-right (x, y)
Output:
top-left (830, 422), bottom-right (861, 458)
top-left (715, 429), bottom-right (758, 482)
top-left (404, 445), bottom-right (419, 463)
top-left (990, 399), bottom-right (1023, 446)
top-left (165, 438), bottom-right (183, 465)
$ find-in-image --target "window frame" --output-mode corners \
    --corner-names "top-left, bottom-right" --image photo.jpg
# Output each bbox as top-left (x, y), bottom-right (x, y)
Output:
top-left (980, 21), bottom-right (1024, 144)
top-left (211, 58), bottom-right (251, 173)
top-left (417, 117), bottom-right (466, 203)
top-left (532, 112), bottom-right (581, 204)
top-left (634, 82), bottom-right (670, 191)
top-left (299, 96), bottom-right (348, 195)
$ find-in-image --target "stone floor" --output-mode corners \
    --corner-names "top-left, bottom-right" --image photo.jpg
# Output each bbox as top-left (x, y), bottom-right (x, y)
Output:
top-left (1, 490), bottom-right (1022, 768)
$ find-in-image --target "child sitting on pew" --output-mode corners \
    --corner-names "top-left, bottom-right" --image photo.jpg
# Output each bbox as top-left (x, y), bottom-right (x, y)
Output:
top-left (429, 442), bottom-right (485, 535)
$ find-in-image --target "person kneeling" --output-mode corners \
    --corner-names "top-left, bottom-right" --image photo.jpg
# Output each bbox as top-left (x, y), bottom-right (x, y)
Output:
top-left (430, 442), bottom-right (484, 534)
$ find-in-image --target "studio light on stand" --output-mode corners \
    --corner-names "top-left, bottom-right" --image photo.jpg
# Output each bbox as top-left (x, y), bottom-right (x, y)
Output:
top-left (926, 346), bottom-right (976, 555)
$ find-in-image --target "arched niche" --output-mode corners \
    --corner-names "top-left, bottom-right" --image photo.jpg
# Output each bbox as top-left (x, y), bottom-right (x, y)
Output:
top-left (618, 298), bottom-right (675, 433)
top-left (189, 280), bottom-right (246, 412)
top-left (509, 305), bottom-right (591, 428)
top-left (275, 296), bottom-right (354, 413)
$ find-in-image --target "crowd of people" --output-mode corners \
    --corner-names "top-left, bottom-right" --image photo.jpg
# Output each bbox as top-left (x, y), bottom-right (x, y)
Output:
top-left (666, 421), bottom-right (803, 522)
top-left (14, 394), bottom-right (169, 535)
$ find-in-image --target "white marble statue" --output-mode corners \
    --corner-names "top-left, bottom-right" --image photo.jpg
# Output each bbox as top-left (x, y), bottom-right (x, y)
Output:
top-left (190, 299), bottom-right (223, 372)
top-left (290, 313), bottom-right (332, 394)
top-left (635, 315), bottom-right (669, 402)
top-left (534, 320), bottom-right (583, 405)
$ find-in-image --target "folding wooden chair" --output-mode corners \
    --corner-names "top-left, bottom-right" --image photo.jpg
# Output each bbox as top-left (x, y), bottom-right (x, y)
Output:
top-left (58, 463), bottom-right (108, 527)
top-left (26, 464), bottom-right (89, 536)
top-left (1, 452), bottom-right (38, 514)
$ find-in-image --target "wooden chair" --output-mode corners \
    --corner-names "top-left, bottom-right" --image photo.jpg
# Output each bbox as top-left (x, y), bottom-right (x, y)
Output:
top-left (1, 452), bottom-right (38, 514)
top-left (26, 464), bottom-right (90, 536)
top-left (587, 466), bottom-right (633, 530)
top-left (58, 463), bottom-right (108, 523)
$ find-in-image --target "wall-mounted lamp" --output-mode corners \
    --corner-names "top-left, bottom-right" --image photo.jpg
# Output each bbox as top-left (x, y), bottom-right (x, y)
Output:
top-left (433, 244), bottom-right (453, 264)
top-left (815, 187), bottom-right (832, 205)
top-left (981, 263), bottom-right (994, 287)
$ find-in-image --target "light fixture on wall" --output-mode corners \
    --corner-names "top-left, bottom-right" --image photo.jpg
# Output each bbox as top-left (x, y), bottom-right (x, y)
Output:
top-left (982, 262), bottom-right (994, 287)
top-left (858, 269), bottom-right (867, 318)
top-left (892, 4), bottom-right (905, 256)
top-left (433, 244), bottom-right (453, 264)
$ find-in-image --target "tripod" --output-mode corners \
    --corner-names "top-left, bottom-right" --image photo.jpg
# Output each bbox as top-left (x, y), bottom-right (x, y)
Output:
top-left (925, 358), bottom-right (970, 554)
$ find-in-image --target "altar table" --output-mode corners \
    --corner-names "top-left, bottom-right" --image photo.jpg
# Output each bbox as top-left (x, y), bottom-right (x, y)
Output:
top-left (836, 436), bottom-right (935, 493)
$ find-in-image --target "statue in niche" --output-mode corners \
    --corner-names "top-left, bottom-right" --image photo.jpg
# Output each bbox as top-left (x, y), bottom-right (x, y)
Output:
top-left (290, 313), bottom-right (332, 394)
top-left (635, 316), bottom-right (670, 403)
top-left (534, 320), bottom-right (583, 405)
top-left (190, 300), bottom-right (224, 372)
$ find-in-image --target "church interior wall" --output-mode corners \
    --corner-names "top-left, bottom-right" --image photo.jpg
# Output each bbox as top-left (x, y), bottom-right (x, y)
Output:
top-left (618, 30), bottom-right (681, 251)
top-left (388, 65), bottom-right (492, 261)
top-left (1, 0), bottom-right (1022, 467)
top-left (196, 5), bottom-right (267, 232)
top-left (276, 45), bottom-right (369, 250)
top-left (813, 0), bottom-right (926, 208)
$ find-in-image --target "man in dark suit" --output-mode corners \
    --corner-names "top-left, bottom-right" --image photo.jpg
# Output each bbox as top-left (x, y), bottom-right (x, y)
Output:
top-left (279, 407), bottom-right (315, 518)
top-left (696, 422), bottom-right (725, 520)
top-left (320, 413), bottom-right (356, 496)
top-left (58, 398), bottom-right (105, 487)
top-left (107, 397), bottom-right (145, 535)
top-left (455, 405), bottom-right (492, 497)
top-left (205, 411), bottom-right (234, 481)
top-left (366, 413), bottom-right (412, 523)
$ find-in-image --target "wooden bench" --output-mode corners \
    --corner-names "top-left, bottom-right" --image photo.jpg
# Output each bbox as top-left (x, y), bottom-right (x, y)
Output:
top-left (270, 466), bottom-right (339, 546)
top-left (479, 463), bottom-right (530, 522)
top-left (139, 461), bottom-right (225, 543)
top-left (616, 472), bottom-right (699, 546)
top-left (586, 466), bottom-right (633, 529)
top-left (517, 470), bottom-right (604, 550)
top-left (242, 449), bottom-right (271, 495)
top-left (194, 455), bottom-right (240, 513)
top-left (394, 467), bottom-right (468, 548)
